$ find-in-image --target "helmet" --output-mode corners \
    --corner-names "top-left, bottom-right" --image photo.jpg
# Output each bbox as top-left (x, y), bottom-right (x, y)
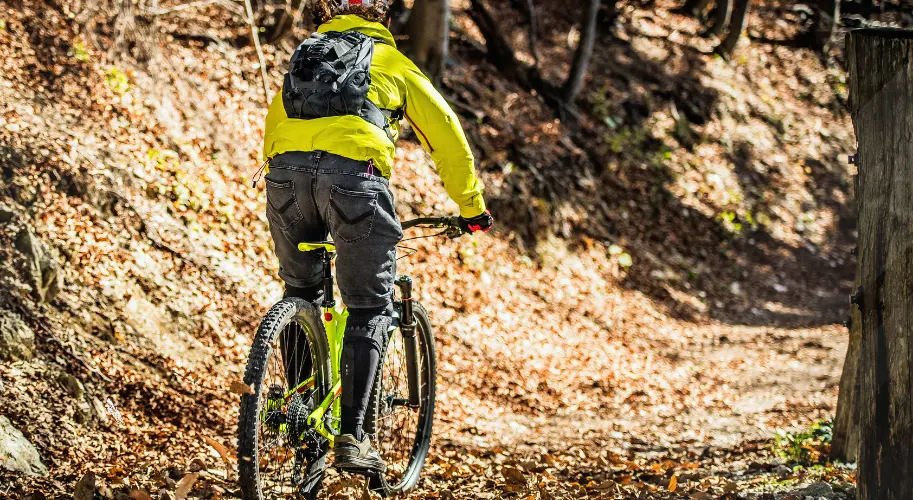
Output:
top-left (314, 0), bottom-right (390, 24)
top-left (335, 0), bottom-right (389, 21)
top-left (339, 0), bottom-right (388, 8)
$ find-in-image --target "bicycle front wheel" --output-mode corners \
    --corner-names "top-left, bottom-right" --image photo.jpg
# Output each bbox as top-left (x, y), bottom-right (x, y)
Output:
top-left (238, 298), bottom-right (332, 500)
top-left (366, 301), bottom-right (437, 496)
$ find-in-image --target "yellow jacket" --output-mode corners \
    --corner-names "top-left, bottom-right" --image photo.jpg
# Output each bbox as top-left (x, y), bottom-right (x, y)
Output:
top-left (263, 15), bottom-right (486, 218)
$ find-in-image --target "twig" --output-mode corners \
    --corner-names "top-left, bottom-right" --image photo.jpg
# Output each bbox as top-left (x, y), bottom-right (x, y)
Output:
top-left (525, 0), bottom-right (541, 68)
top-left (147, 0), bottom-right (245, 18)
top-left (34, 322), bottom-right (114, 384)
top-left (147, 0), bottom-right (219, 15)
top-left (243, 0), bottom-right (271, 106)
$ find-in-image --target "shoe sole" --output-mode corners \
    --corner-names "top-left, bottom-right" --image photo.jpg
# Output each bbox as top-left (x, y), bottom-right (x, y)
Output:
top-left (334, 456), bottom-right (387, 474)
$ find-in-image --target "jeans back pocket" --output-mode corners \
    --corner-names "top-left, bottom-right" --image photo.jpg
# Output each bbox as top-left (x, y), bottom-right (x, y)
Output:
top-left (328, 185), bottom-right (378, 243)
top-left (265, 179), bottom-right (304, 230)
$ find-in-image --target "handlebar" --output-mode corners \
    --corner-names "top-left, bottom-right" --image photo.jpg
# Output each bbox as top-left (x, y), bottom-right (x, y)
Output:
top-left (400, 215), bottom-right (464, 238)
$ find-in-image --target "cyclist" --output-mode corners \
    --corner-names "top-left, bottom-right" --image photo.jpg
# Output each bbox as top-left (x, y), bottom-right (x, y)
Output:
top-left (261, 0), bottom-right (493, 476)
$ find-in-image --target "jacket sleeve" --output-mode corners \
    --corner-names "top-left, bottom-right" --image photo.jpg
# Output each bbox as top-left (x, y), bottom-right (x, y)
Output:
top-left (262, 92), bottom-right (286, 161)
top-left (402, 62), bottom-right (486, 218)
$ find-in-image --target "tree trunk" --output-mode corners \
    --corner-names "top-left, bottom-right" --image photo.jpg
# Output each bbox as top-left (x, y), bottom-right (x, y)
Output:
top-left (523, 0), bottom-right (540, 68)
top-left (708, 0), bottom-right (733, 36)
top-left (468, 0), bottom-right (559, 100)
top-left (406, 0), bottom-right (450, 83)
top-left (832, 276), bottom-right (861, 462)
top-left (678, 0), bottom-right (713, 17)
top-left (715, 0), bottom-right (750, 59)
top-left (563, 0), bottom-right (600, 105)
top-left (848, 28), bottom-right (913, 499)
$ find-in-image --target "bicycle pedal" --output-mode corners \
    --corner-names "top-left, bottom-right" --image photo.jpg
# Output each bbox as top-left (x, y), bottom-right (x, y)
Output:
top-left (366, 471), bottom-right (383, 487)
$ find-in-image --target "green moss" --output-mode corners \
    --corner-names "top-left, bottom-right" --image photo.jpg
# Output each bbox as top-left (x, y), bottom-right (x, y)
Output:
top-left (105, 66), bottom-right (130, 95)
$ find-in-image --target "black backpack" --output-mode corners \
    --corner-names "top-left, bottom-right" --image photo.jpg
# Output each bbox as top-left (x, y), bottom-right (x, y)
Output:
top-left (282, 31), bottom-right (400, 142)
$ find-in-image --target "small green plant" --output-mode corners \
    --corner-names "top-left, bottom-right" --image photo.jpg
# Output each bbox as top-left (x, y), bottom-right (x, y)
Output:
top-left (0, 18), bottom-right (7, 31)
top-left (606, 126), bottom-right (650, 155)
top-left (718, 211), bottom-right (742, 234)
top-left (608, 244), bottom-right (633, 268)
top-left (774, 418), bottom-right (833, 466)
top-left (105, 66), bottom-right (130, 95)
top-left (588, 85), bottom-right (614, 125)
top-left (743, 211), bottom-right (759, 231)
top-left (72, 41), bottom-right (90, 62)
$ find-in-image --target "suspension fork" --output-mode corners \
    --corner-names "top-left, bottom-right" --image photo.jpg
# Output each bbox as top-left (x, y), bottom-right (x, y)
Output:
top-left (395, 276), bottom-right (422, 408)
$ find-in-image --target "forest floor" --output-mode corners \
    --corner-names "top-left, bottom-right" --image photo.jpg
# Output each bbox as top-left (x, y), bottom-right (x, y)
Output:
top-left (0, 0), bottom-right (864, 498)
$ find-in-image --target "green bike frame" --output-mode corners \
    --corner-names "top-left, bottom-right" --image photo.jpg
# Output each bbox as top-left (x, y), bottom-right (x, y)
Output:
top-left (291, 241), bottom-right (347, 446)
top-left (270, 240), bottom-right (419, 446)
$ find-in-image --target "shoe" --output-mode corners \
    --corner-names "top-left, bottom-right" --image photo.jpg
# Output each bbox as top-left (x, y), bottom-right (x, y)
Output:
top-left (334, 434), bottom-right (386, 474)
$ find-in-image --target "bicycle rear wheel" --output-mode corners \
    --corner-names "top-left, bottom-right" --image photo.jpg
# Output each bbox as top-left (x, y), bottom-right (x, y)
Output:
top-left (238, 298), bottom-right (332, 500)
top-left (365, 301), bottom-right (437, 496)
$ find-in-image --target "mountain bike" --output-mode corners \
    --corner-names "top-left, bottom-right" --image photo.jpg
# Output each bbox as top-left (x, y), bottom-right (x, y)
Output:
top-left (237, 215), bottom-right (465, 499)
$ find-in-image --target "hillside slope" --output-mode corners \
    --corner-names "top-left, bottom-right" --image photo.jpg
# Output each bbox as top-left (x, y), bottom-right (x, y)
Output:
top-left (1, 0), bottom-right (855, 498)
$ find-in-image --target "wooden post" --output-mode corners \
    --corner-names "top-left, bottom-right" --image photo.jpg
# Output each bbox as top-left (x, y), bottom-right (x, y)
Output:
top-left (831, 276), bottom-right (861, 461)
top-left (848, 28), bottom-right (913, 499)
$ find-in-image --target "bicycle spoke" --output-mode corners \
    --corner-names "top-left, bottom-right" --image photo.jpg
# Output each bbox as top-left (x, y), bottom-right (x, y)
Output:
top-left (371, 315), bottom-right (431, 491)
top-left (251, 319), bottom-right (321, 499)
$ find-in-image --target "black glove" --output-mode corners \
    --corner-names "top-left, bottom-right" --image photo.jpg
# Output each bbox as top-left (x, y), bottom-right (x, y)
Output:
top-left (458, 210), bottom-right (493, 234)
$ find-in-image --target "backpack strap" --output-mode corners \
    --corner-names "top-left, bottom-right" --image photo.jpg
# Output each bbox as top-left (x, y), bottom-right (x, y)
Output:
top-left (361, 100), bottom-right (404, 144)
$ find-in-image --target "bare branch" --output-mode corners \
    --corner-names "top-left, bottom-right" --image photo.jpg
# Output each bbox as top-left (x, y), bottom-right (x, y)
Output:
top-left (563, 0), bottom-right (600, 105)
top-left (147, 0), bottom-right (245, 18)
top-left (243, 0), bottom-right (272, 106)
top-left (525, 0), bottom-right (540, 68)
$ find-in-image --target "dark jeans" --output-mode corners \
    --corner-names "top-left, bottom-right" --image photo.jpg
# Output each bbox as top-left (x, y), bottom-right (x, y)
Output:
top-left (266, 150), bottom-right (401, 439)
top-left (265, 151), bottom-right (403, 309)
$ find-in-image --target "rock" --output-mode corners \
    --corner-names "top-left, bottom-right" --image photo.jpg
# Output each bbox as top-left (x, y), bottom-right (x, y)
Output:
top-left (0, 416), bottom-right (48, 476)
top-left (774, 464), bottom-right (792, 476)
top-left (0, 202), bottom-right (14, 224)
top-left (747, 461), bottom-right (773, 472)
top-left (0, 309), bottom-right (36, 360)
top-left (56, 372), bottom-right (94, 424)
top-left (90, 396), bottom-right (110, 425)
top-left (74, 471), bottom-right (96, 500)
top-left (57, 372), bottom-right (84, 398)
top-left (793, 481), bottom-right (834, 498)
top-left (13, 225), bottom-right (62, 303)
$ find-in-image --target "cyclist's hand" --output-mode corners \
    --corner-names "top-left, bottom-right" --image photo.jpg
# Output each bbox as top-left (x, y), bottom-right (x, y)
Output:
top-left (458, 210), bottom-right (493, 234)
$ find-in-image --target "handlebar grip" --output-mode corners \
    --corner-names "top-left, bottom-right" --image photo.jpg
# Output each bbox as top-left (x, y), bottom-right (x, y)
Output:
top-left (400, 216), bottom-right (457, 230)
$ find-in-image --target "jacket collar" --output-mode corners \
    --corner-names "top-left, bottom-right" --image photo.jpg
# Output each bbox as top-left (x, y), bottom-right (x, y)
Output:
top-left (317, 15), bottom-right (397, 48)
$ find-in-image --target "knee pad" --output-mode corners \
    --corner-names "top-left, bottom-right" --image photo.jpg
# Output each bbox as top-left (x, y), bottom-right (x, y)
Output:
top-left (344, 305), bottom-right (392, 352)
top-left (284, 283), bottom-right (324, 303)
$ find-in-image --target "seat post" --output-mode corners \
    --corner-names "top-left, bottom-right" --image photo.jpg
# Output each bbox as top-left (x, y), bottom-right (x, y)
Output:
top-left (321, 249), bottom-right (336, 309)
